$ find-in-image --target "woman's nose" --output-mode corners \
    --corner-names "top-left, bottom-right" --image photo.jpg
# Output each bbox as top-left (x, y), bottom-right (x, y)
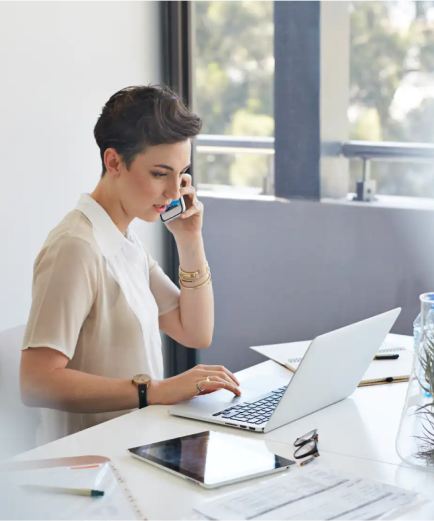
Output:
top-left (164, 180), bottom-right (181, 201)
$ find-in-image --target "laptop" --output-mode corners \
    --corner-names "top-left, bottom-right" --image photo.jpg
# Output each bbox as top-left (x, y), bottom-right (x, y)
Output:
top-left (169, 308), bottom-right (401, 433)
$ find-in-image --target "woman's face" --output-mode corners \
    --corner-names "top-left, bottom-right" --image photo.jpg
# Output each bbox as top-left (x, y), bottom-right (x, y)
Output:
top-left (117, 140), bottom-right (192, 223)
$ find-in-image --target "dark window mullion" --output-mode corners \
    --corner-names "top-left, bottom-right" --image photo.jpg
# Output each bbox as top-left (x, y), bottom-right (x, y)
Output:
top-left (161, 1), bottom-right (197, 376)
top-left (274, 1), bottom-right (321, 200)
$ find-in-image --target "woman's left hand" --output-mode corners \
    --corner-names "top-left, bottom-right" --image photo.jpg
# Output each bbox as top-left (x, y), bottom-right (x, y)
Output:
top-left (164, 173), bottom-right (203, 238)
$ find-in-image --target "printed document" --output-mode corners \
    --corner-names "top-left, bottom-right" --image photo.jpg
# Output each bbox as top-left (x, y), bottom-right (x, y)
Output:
top-left (193, 464), bottom-right (423, 520)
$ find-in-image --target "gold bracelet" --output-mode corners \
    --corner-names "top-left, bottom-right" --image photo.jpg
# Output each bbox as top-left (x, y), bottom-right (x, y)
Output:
top-left (179, 267), bottom-right (210, 285)
top-left (179, 261), bottom-right (209, 279)
top-left (179, 270), bottom-right (211, 285)
top-left (179, 273), bottom-right (212, 290)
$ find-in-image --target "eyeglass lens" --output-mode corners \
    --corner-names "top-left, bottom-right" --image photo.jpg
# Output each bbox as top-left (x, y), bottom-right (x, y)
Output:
top-left (294, 440), bottom-right (317, 459)
top-left (294, 429), bottom-right (317, 447)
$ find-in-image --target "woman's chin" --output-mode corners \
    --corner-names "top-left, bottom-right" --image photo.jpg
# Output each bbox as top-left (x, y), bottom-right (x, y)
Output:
top-left (139, 209), bottom-right (161, 223)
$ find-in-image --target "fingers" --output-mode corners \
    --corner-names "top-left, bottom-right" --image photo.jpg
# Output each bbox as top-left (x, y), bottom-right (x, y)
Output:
top-left (199, 376), bottom-right (241, 397)
top-left (180, 185), bottom-right (195, 198)
top-left (198, 388), bottom-right (218, 395)
top-left (178, 179), bottom-right (204, 220)
top-left (197, 365), bottom-right (240, 386)
top-left (180, 173), bottom-right (192, 187)
top-left (180, 201), bottom-right (202, 219)
top-left (179, 185), bottom-right (201, 219)
top-left (201, 370), bottom-right (238, 390)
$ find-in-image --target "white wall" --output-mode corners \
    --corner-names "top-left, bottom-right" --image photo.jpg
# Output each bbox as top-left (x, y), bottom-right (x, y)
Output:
top-left (0, 1), bottom-right (164, 331)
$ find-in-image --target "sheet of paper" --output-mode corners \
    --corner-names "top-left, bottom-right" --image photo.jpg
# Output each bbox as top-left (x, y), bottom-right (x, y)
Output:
top-left (0, 463), bottom-right (140, 520)
top-left (250, 340), bottom-right (413, 379)
top-left (193, 464), bottom-right (423, 520)
top-left (250, 341), bottom-right (310, 367)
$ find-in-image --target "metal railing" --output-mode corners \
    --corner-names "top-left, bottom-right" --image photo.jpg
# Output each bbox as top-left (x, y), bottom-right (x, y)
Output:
top-left (339, 141), bottom-right (434, 201)
top-left (195, 134), bottom-right (274, 196)
top-left (195, 135), bottom-right (434, 200)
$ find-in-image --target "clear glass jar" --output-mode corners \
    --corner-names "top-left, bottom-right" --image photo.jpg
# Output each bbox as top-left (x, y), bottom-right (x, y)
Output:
top-left (396, 292), bottom-right (434, 471)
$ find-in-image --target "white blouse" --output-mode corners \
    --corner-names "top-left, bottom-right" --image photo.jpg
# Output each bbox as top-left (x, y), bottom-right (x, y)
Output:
top-left (22, 193), bottom-right (180, 445)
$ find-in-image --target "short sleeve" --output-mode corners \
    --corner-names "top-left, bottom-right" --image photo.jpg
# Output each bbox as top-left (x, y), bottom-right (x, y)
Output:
top-left (147, 252), bottom-right (180, 316)
top-left (22, 235), bottom-right (99, 359)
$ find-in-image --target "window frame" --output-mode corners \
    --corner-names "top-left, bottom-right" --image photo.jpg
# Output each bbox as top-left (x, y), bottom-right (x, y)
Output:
top-left (161, 1), bottom-right (198, 376)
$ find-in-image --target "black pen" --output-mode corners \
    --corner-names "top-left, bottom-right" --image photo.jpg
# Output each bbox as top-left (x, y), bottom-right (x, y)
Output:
top-left (373, 354), bottom-right (399, 360)
top-left (359, 375), bottom-right (409, 386)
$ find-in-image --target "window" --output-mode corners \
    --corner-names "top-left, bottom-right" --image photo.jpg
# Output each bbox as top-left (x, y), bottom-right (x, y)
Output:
top-left (192, 1), bottom-right (434, 200)
top-left (349, 1), bottom-right (434, 198)
top-left (191, 1), bottom-right (274, 193)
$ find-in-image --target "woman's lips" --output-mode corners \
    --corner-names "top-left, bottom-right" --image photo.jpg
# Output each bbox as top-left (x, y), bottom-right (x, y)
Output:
top-left (153, 205), bottom-right (167, 214)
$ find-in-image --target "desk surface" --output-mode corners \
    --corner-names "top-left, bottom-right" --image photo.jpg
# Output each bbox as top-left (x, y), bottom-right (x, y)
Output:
top-left (9, 334), bottom-right (434, 520)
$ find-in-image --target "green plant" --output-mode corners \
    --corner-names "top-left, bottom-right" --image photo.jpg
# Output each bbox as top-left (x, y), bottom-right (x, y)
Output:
top-left (414, 335), bottom-right (434, 464)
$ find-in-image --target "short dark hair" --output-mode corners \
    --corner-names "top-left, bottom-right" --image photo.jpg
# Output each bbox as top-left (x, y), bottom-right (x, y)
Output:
top-left (94, 85), bottom-right (202, 176)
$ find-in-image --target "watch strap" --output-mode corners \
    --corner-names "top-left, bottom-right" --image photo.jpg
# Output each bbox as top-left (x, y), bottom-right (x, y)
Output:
top-left (138, 383), bottom-right (148, 409)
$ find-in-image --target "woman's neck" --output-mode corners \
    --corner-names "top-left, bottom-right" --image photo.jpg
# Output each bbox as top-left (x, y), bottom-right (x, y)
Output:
top-left (90, 180), bottom-right (131, 236)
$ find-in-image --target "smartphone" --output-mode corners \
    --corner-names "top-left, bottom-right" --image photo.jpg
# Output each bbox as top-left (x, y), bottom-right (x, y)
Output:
top-left (160, 197), bottom-right (186, 223)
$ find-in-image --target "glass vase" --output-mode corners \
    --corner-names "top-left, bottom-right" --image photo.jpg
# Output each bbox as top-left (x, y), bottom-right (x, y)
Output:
top-left (396, 293), bottom-right (434, 471)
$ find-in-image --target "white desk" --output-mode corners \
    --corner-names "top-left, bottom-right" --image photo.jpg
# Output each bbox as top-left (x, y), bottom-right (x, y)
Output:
top-left (7, 334), bottom-right (434, 520)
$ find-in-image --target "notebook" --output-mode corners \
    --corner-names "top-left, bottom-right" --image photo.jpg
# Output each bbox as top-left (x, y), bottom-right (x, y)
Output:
top-left (0, 456), bottom-right (145, 520)
top-left (250, 338), bottom-right (413, 386)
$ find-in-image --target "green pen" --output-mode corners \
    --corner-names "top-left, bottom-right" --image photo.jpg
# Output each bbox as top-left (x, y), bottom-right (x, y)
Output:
top-left (21, 484), bottom-right (104, 497)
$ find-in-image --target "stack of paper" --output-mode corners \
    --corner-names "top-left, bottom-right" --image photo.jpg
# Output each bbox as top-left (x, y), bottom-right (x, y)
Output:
top-left (192, 464), bottom-right (425, 520)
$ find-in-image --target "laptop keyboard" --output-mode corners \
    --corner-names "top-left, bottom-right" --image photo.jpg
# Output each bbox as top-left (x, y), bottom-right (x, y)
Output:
top-left (211, 386), bottom-right (288, 425)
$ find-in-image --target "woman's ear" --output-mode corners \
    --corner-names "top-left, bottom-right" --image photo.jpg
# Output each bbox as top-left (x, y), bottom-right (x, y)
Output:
top-left (104, 148), bottom-right (122, 178)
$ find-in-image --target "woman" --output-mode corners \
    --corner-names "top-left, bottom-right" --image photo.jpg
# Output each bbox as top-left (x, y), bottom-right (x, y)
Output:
top-left (19, 85), bottom-right (240, 446)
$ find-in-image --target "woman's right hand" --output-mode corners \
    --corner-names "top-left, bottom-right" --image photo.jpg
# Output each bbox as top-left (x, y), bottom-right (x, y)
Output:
top-left (147, 364), bottom-right (241, 405)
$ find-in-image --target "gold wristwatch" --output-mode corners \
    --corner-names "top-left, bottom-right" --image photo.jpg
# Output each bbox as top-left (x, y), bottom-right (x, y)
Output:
top-left (132, 374), bottom-right (151, 409)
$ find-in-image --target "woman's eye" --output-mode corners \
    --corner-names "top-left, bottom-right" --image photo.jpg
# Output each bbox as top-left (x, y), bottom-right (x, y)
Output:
top-left (152, 172), bottom-right (166, 178)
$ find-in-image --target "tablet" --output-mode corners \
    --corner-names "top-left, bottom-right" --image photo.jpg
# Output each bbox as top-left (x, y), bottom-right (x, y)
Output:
top-left (127, 430), bottom-right (295, 489)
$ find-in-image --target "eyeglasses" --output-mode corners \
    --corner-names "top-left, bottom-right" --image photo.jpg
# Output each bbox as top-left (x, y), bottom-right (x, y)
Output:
top-left (294, 429), bottom-right (320, 466)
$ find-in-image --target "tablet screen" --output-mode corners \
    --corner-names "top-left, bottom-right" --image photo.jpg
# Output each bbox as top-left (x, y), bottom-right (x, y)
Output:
top-left (128, 430), bottom-right (295, 487)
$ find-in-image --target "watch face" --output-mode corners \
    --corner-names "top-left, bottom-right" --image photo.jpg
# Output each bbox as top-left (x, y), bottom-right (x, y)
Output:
top-left (134, 374), bottom-right (151, 385)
